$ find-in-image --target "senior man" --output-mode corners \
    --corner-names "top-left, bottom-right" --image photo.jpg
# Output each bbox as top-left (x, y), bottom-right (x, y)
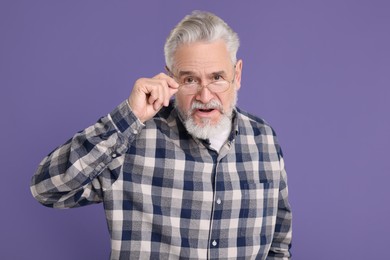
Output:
top-left (31, 11), bottom-right (292, 259)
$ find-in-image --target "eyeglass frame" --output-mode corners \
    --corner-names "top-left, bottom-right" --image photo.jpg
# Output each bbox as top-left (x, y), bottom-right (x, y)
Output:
top-left (165, 65), bottom-right (237, 95)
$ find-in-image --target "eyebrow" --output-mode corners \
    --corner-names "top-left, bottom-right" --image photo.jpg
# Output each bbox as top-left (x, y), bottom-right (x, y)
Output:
top-left (177, 70), bottom-right (228, 77)
top-left (211, 71), bottom-right (227, 77)
top-left (177, 71), bottom-right (195, 77)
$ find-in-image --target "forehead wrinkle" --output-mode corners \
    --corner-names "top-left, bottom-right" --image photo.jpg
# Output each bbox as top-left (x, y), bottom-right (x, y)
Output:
top-left (174, 58), bottom-right (226, 76)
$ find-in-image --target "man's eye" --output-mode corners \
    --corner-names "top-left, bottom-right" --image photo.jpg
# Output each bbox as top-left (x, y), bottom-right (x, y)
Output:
top-left (183, 77), bottom-right (196, 84)
top-left (213, 75), bottom-right (223, 81)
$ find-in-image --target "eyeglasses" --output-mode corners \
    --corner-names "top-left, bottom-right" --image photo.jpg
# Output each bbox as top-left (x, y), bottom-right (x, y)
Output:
top-left (167, 67), bottom-right (236, 95)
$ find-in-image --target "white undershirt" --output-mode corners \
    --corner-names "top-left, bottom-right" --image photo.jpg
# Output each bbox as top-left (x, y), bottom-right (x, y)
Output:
top-left (208, 127), bottom-right (231, 152)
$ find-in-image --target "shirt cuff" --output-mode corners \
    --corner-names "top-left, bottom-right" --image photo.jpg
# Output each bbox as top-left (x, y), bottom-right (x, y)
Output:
top-left (109, 100), bottom-right (144, 137)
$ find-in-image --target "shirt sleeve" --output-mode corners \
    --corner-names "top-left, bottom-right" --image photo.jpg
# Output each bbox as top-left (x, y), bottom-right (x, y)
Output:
top-left (267, 155), bottom-right (293, 259)
top-left (30, 100), bottom-right (144, 208)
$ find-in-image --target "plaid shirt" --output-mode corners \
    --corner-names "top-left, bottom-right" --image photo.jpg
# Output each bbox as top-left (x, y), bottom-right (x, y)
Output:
top-left (31, 100), bottom-right (292, 259)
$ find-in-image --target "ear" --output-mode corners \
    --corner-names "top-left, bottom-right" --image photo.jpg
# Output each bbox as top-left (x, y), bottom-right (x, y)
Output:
top-left (234, 59), bottom-right (243, 90)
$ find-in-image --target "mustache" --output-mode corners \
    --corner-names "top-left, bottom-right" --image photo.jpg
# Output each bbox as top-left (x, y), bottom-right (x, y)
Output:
top-left (189, 100), bottom-right (224, 113)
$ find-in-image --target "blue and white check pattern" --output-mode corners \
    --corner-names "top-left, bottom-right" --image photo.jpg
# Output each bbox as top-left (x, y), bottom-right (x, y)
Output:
top-left (31, 100), bottom-right (292, 259)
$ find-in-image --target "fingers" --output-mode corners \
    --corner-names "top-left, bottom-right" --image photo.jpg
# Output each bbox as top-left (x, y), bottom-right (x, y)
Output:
top-left (146, 85), bottom-right (164, 111)
top-left (151, 73), bottom-right (179, 107)
top-left (127, 73), bottom-right (179, 123)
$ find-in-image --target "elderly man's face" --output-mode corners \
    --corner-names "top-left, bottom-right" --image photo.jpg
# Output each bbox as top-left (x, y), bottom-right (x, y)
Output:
top-left (173, 40), bottom-right (243, 139)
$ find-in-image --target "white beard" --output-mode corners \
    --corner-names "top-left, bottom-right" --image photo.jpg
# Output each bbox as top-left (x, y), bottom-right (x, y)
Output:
top-left (174, 93), bottom-right (237, 140)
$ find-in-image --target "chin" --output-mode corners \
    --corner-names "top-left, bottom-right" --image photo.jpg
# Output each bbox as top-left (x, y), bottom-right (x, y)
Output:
top-left (185, 114), bottom-right (231, 140)
top-left (194, 117), bottom-right (219, 127)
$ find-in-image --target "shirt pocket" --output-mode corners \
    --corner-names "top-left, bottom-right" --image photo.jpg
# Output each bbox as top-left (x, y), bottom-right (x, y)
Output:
top-left (238, 182), bottom-right (279, 244)
top-left (241, 181), bottom-right (277, 204)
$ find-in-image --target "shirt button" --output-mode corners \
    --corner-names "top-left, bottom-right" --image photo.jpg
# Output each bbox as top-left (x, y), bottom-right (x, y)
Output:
top-left (111, 153), bottom-right (117, 158)
top-left (212, 240), bottom-right (217, 247)
top-left (216, 198), bottom-right (222, 205)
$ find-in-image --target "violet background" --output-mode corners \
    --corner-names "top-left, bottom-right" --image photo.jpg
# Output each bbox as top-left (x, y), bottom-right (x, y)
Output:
top-left (1, 0), bottom-right (389, 259)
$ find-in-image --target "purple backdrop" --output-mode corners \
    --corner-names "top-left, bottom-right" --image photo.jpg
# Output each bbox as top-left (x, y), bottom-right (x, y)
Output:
top-left (1, 1), bottom-right (389, 259)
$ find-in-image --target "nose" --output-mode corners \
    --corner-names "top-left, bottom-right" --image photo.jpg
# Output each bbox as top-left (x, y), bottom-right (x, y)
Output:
top-left (195, 85), bottom-right (214, 103)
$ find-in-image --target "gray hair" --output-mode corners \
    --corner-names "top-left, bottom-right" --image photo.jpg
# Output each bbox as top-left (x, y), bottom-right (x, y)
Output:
top-left (164, 11), bottom-right (240, 70)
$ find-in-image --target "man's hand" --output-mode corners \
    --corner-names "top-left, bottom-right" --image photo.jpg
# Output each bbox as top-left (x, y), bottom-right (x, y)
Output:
top-left (127, 73), bottom-right (179, 123)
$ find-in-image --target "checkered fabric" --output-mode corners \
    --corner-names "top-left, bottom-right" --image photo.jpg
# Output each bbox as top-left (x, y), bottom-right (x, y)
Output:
top-left (31, 100), bottom-right (292, 259)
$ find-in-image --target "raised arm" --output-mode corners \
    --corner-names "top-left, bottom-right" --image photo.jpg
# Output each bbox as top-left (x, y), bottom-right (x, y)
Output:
top-left (30, 73), bottom-right (179, 208)
top-left (30, 100), bottom-right (143, 208)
